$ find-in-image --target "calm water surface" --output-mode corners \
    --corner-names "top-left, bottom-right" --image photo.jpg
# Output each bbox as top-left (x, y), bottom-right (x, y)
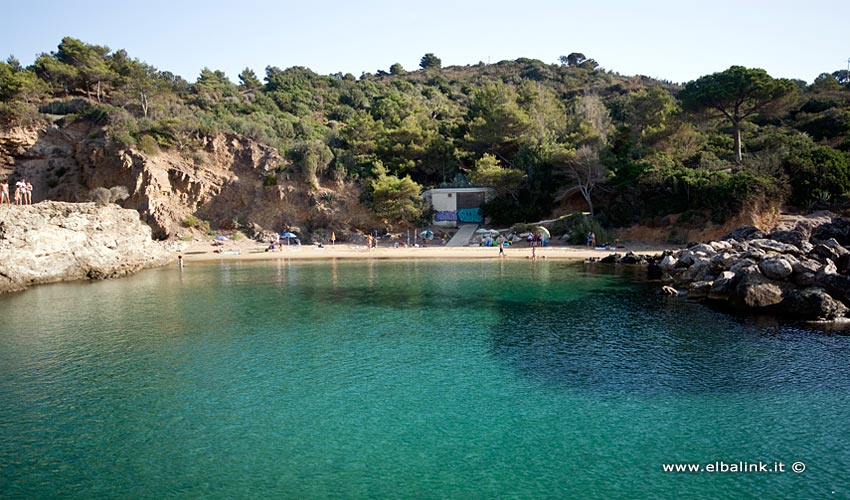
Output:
top-left (1, 259), bottom-right (849, 499)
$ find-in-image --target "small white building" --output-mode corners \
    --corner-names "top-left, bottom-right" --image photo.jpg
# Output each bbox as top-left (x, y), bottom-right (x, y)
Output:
top-left (422, 187), bottom-right (495, 228)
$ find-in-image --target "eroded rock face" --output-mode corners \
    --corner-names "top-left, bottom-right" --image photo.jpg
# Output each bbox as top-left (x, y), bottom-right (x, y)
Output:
top-left (3, 122), bottom-right (374, 241)
top-left (0, 201), bottom-right (178, 293)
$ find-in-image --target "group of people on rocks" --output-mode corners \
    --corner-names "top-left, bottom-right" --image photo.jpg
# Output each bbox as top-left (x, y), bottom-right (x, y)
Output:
top-left (0, 178), bottom-right (33, 205)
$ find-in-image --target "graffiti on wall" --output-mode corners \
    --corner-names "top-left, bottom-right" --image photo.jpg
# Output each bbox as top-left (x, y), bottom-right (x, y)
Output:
top-left (433, 208), bottom-right (483, 223)
top-left (434, 210), bottom-right (458, 222)
top-left (457, 208), bottom-right (483, 223)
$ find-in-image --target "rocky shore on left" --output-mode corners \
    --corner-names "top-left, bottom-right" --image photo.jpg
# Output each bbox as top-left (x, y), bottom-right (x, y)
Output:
top-left (0, 201), bottom-right (178, 294)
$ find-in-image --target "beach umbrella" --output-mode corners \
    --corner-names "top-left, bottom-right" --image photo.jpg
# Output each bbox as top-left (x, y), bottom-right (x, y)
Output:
top-left (536, 226), bottom-right (551, 239)
top-left (475, 228), bottom-right (492, 234)
top-left (280, 231), bottom-right (297, 245)
top-left (488, 229), bottom-right (500, 236)
top-left (419, 230), bottom-right (434, 240)
top-left (214, 235), bottom-right (229, 241)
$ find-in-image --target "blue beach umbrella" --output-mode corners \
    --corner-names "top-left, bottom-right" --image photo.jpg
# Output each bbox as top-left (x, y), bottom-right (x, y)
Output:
top-left (280, 232), bottom-right (297, 245)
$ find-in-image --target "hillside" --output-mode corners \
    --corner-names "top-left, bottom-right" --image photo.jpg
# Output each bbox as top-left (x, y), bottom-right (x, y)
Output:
top-left (2, 39), bottom-right (850, 242)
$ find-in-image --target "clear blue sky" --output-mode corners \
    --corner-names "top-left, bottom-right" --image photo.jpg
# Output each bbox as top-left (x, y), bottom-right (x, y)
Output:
top-left (2, 0), bottom-right (848, 84)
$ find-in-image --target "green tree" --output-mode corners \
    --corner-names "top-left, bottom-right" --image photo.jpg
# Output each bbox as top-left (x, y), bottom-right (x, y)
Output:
top-left (786, 146), bottom-right (850, 205)
top-left (464, 83), bottom-right (531, 158)
top-left (617, 87), bottom-right (677, 158)
top-left (419, 53), bottom-right (442, 70)
top-left (469, 153), bottom-right (525, 201)
top-left (238, 68), bottom-right (262, 90)
top-left (32, 53), bottom-right (77, 96)
top-left (389, 63), bottom-right (406, 75)
top-left (678, 66), bottom-right (797, 162)
top-left (108, 50), bottom-right (158, 117)
top-left (192, 68), bottom-right (238, 108)
top-left (289, 140), bottom-right (334, 184)
top-left (554, 145), bottom-right (610, 217)
top-left (55, 36), bottom-right (116, 101)
top-left (5, 55), bottom-right (22, 72)
top-left (0, 63), bottom-right (48, 102)
top-left (560, 52), bottom-right (598, 69)
top-left (370, 164), bottom-right (424, 228)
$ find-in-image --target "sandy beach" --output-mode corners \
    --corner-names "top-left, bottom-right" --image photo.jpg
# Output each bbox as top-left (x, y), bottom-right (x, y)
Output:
top-left (180, 239), bottom-right (676, 263)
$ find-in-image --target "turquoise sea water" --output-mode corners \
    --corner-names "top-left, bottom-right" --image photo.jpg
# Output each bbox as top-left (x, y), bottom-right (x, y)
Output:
top-left (1, 259), bottom-right (849, 499)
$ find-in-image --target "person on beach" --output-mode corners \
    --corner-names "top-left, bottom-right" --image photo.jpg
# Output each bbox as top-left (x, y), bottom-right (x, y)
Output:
top-left (497, 234), bottom-right (506, 257)
top-left (531, 232), bottom-right (541, 260)
top-left (0, 180), bottom-right (9, 204)
top-left (25, 180), bottom-right (32, 205)
top-left (15, 179), bottom-right (25, 206)
top-left (177, 255), bottom-right (184, 268)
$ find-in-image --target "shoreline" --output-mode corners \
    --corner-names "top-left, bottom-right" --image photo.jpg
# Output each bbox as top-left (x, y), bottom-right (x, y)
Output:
top-left (179, 240), bottom-right (676, 263)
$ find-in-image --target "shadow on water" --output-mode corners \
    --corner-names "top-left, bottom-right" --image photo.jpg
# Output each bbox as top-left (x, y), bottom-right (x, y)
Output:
top-left (486, 263), bottom-right (850, 395)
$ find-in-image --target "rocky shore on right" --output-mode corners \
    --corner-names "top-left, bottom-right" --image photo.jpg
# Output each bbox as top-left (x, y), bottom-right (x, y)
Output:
top-left (659, 212), bottom-right (850, 322)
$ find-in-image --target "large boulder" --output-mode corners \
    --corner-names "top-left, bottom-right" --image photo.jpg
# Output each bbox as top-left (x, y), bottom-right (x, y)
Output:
top-left (0, 202), bottom-right (179, 293)
top-left (688, 280), bottom-right (713, 299)
top-left (749, 239), bottom-right (801, 255)
top-left (758, 257), bottom-right (793, 280)
top-left (600, 253), bottom-right (620, 264)
top-left (723, 226), bottom-right (766, 242)
top-left (708, 271), bottom-right (738, 301)
top-left (620, 251), bottom-right (642, 264)
top-left (767, 230), bottom-right (808, 249)
top-left (659, 254), bottom-right (678, 272)
top-left (781, 288), bottom-right (848, 320)
top-left (815, 274), bottom-right (850, 305)
top-left (735, 271), bottom-right (786, 309)
top-left (709, 240), bottom-right (735, 252)
top-left (811, 218), bottom-right (850, 246)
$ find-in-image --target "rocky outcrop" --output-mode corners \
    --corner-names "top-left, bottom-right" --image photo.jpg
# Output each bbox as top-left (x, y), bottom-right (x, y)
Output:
top-left (2, 122), bottom-right (374, 240)
top-left (660, 215), bottom-right (850, 321)
top-left (0, 201), bottom-right (179, 293)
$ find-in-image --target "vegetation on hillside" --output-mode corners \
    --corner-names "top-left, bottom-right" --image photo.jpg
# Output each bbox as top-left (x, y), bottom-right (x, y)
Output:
top-left (3, 37), bottom-right (850, 233)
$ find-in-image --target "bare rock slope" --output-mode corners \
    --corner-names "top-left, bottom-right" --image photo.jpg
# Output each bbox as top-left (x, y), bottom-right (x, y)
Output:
top-left (2, 123), bottom-right (372, 240)
top-left (0, 202), bottom-right (177, 293)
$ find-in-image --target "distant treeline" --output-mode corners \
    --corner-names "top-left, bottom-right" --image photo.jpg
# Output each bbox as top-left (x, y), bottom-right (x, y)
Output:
top-left (2, 38), bottom-right (850, 232)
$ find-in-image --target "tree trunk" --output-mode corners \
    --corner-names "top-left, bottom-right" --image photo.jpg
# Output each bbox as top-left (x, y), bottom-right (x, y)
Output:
top-left (733, 118), bottom-right (742, 163)
top-left (581, 186), bottom-right (594, 218)
top-left (141, 91), bottom-right (149, 118)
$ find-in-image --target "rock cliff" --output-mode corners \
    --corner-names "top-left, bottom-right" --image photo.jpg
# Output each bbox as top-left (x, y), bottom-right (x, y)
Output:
top-left (1, 122), bottom-right (373, 240)
top-left (0, 201), bottom-right (177, 293)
